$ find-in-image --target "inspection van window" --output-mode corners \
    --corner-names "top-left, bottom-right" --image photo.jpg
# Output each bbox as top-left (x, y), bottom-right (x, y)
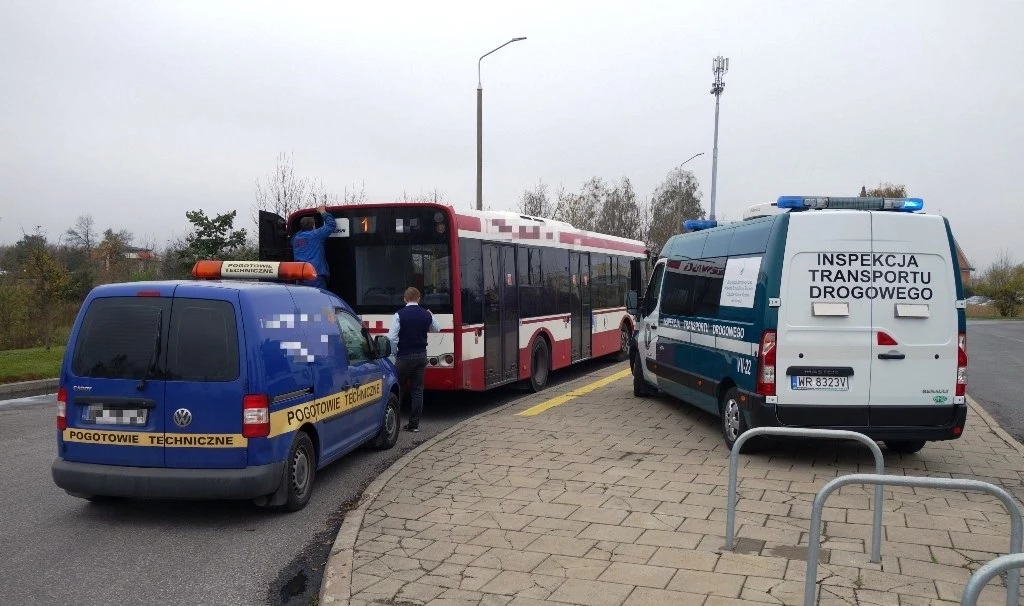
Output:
top-left (660, 271), bottom-right (694, 317)
top-left (166, 299), bottom-right (239, 382)
top-left (72, 297), bottom-right (170, 380)
top-left (643, 263), bottom-right (666, 316)
top-left (336, 311), bottom-right (372, 365)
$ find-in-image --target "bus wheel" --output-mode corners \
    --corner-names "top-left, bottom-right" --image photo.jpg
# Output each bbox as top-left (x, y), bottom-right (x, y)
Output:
top-left (529, 338), bottom-right (550, 392)
top-left (615, 324), bottom-right (631, 362)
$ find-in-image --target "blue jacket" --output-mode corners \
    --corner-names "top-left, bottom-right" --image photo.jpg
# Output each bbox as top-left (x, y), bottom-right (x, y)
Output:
top-left (291, 213), bottom-right (336, 278)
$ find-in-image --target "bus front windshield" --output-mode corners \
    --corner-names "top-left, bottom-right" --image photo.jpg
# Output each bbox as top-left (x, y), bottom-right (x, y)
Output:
top-left (353, 243), bottom-right (451, 311)
top-left (324, 206), bottom-right (454, 315)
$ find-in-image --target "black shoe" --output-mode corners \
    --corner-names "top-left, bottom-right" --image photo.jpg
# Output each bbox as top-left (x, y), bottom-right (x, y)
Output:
top-left (404, 424), bottom-right (420, 433)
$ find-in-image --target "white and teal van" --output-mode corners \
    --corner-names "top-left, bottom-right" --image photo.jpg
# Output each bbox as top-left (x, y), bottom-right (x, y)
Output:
top-left (627, 196), bottom-right (968, 453)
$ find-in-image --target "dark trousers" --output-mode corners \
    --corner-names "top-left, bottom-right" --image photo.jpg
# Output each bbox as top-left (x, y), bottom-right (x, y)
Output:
top-left (395, 352), bottom-right (428, 427)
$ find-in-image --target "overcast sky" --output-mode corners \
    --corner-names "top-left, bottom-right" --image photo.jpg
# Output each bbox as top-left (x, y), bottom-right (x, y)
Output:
top-left (1, 0), bottom-right (1021, 270)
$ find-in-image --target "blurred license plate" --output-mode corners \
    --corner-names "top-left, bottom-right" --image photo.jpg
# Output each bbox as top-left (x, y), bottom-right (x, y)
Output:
top-left (791, 376), bottom-right (849, 391)
top-left (85, 405), bottom-right (148, 426)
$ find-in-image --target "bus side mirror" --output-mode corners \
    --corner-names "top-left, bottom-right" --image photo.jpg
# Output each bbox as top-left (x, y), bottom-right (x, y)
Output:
top-left (626, 290), bottom-right (640, 316)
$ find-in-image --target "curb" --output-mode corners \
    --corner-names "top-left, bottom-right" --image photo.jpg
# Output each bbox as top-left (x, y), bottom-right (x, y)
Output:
top-left (967, 395), bottom-right (1024, 457)
top-left (317, 364), bottom-right (629, 605)
top-left (0, 378), bottom-right (58, 400)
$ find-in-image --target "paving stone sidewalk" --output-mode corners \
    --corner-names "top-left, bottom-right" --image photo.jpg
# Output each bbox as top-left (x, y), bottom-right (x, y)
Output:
top-left (339, 364), bottom-right (1024, 606)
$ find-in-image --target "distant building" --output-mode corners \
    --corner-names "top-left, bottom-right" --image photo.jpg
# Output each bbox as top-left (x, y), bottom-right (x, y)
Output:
top-left (953, 240), bottom-right (973, 286)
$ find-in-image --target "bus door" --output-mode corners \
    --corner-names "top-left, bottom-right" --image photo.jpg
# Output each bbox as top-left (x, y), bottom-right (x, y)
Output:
top-left (570, 252), bottom-right (592, 361)
top-left (483, 243), bottom-right (519, 387)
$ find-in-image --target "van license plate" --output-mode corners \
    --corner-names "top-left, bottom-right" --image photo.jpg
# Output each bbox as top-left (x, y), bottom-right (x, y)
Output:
top-left (791, 376), bottom-right (849, 391)
top-left (86, 405), bottom-right (148, 426)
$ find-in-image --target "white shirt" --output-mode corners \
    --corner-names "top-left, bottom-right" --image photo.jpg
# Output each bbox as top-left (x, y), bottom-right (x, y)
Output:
top-left (387, 302), bottom-right (441, 351)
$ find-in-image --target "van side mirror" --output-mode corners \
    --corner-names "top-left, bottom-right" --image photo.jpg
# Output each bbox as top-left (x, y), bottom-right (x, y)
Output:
top-left (373, 335), bottom-right (392, 359)
top-left (626, 290), bottom-right (640, 316)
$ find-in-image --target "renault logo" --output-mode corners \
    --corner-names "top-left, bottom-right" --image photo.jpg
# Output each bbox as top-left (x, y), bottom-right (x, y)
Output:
top-left (173, 408), bottom-right (193, 428)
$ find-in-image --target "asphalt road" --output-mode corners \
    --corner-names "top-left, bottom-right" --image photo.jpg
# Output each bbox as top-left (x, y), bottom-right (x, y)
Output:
top-left (967, 319), bottom-right (1024, 442)
top-left (0, 360), bottom-right (614, 606)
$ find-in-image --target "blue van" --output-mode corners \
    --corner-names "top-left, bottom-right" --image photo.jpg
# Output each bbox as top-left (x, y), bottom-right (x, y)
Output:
top-left (51, 260), bottom-right (401, 511)
top-left (628, 196), bottom-right (968, 454)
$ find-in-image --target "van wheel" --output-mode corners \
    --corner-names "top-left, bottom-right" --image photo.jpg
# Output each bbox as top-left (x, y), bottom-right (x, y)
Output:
top-left (632, 354), bottom-right (655, 397)
top-left (529, 338), bottom-right (550, 392)
top-left (281, 432), bottom-right (316, 512)
top-left (721, 387), bottom-right (754, 451)
top-left (615, 324), bottom-right (631, 362)
top-left (371, 391), bottom-right (401, 450)
top-left (884, 440), bottom-right (926, 454)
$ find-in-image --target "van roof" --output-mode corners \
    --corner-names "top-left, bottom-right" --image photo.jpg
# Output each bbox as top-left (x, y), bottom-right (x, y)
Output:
top-left (85, 281), bottom-right (352, 314)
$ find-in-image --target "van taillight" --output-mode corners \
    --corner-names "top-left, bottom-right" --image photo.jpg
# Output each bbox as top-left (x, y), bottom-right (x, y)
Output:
top-left (956, 332), bottom-right (968, 397)
top-left (756, 330), bottom-right (777, 397)
top-left (242, 394), bottom-right (270, 438)
top-left (57, 387), bottom-right (67, 431)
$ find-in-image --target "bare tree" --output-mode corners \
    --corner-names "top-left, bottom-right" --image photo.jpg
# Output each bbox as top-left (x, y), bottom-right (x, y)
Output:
top-left (400, 188), bottom-right (450, 205)
top-left (859, 182), bottom-right (908, 198)
top-left (646, 166), bottom-right (704, 256)
top-left (343, 181), bottom-right (368, 204)
top-left (252, 152), bottom-right (311, 222)
top-left (595, 177), bottom-right (642, 240)
top-left (65, 215), bottom-right (98, 251)
top-left (518, 179), bottom-right (553, 218)
top-left (553, 181), bottom-right (599, 230)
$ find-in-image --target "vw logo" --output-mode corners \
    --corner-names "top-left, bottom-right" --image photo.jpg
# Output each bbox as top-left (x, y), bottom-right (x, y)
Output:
top-left (173, 408), bottom-right (193, 428)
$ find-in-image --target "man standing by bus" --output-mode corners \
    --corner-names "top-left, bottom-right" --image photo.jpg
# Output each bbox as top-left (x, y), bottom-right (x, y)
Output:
top-left (291, 205), bottom-right (336, 290)
top-left (387, 287), bottom-right (440, 432)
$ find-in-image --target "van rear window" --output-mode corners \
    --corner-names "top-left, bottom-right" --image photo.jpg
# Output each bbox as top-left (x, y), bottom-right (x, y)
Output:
top-left (166, 300), bottom-right (239, 382)
top-left (72, 297), bottom-right (238, 382)
top-left (72, 297), bottom-right (170, 380)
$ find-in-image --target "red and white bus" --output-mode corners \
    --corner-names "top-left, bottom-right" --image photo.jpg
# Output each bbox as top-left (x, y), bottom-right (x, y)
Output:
top-left (259, 203), bottom-right (649, 391)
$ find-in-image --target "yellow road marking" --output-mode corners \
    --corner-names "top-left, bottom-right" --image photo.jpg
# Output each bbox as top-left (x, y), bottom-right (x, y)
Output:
top-left (516, 368), bottom-right (632, 417)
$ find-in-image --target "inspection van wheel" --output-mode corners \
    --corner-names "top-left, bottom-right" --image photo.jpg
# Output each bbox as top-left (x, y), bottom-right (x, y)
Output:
top-left (884, 440), bottom-right (926, 454)
top-left (721, 387), bottom-right (756, 451)
top-left (371, 391), bottom-right (401, 451)
top-left (632, 353), bottom-right (655, 397)
top-left (529, 338), bottom-right (550, 392)
top-left (281, 432), bottom-right (316, 512)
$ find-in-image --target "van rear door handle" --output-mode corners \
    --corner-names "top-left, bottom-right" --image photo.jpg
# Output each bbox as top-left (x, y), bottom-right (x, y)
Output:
top-left (878, 352), bottom-right (906, 360)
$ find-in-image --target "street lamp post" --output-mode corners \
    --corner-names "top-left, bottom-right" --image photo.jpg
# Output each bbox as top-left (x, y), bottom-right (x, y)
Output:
top-left (477, 37), bottom-right (526, 211)
top-left (677, 152), bottom-right (704, 220)
top-left (709, 56), bottom-right (729, 221)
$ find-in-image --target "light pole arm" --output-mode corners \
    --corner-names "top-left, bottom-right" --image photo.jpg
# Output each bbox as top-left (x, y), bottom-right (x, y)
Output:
top-left (478, 37), bottom-right (527, 87)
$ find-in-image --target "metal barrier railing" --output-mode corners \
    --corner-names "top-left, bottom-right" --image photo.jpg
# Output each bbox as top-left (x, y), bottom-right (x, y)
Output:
top-left (962, 553), bottom-right (1024, 606)
top-left (726, 427), bottom-right (885, 563)
top-left (804, 474), bottom-right (1023, 606)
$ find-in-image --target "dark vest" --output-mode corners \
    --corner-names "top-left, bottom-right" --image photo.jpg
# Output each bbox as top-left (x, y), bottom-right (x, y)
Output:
top-left (396, 305), bottom-right (431, 357)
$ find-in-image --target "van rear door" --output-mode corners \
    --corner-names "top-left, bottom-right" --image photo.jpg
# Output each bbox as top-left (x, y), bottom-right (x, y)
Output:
top-left (62, 290), bottom-right (173, 467)
top-left (776, 212), bottom-right (873, 426)
top-left (162, 289), bottom-right (248, 468)
top-left (868, 213), bottom-right (959, 425)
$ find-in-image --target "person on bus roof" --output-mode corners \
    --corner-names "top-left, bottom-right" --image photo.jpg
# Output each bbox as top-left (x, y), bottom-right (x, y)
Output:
top-left (291, 205), bottom-right (336, 290)
top-left (387, 287), bottom-right (440, 433)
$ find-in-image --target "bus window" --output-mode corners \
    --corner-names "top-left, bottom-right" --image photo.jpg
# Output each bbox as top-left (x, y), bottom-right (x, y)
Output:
top-left (460, 238), bottom-right (483, 324)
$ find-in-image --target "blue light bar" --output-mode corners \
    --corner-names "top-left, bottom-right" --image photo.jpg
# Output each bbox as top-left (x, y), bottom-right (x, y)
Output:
top-left (776, 196), bottom-right (924, 212)
top-left (683, 219), bottom-right (718, 232)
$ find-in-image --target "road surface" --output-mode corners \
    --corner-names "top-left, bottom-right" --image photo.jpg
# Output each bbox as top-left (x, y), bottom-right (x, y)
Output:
top-left (0, 361), bottom-right (612, 606)
top-left (967, 319), bottom-right (1024, 442)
